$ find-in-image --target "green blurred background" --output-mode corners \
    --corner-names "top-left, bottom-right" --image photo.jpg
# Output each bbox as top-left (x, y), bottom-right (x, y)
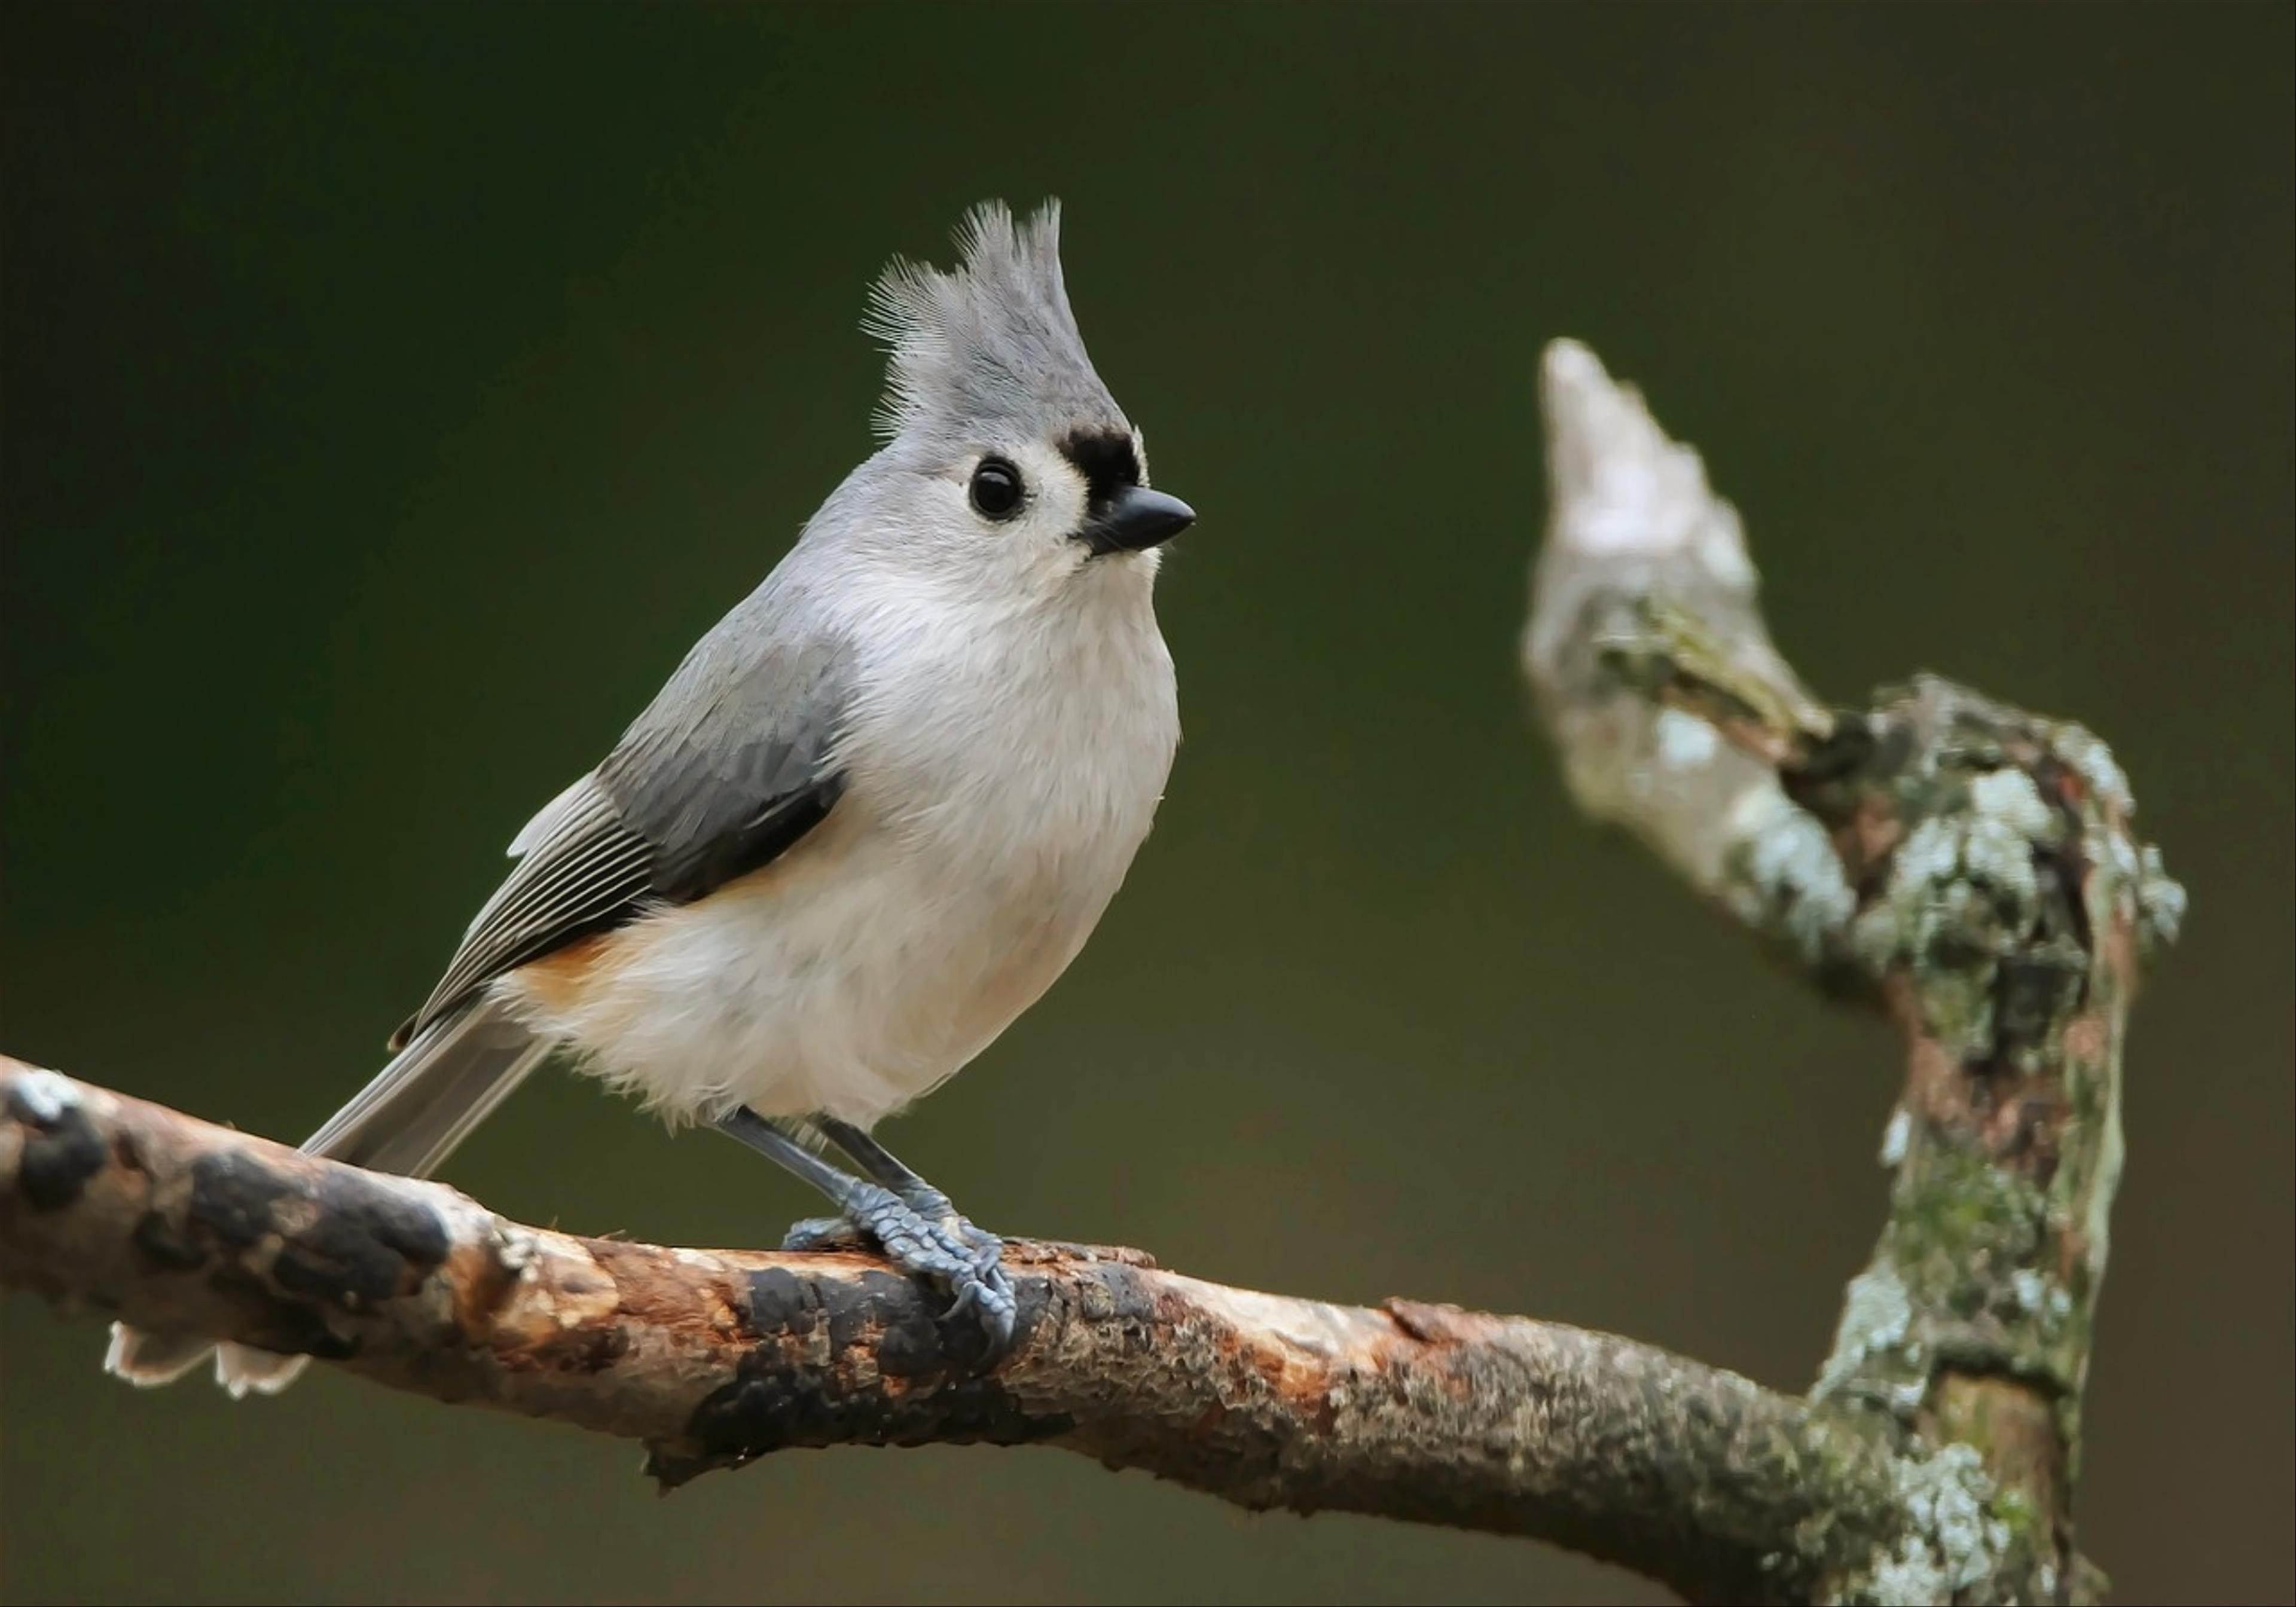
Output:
top-left (4, 4), bottom-right (2289, 1602)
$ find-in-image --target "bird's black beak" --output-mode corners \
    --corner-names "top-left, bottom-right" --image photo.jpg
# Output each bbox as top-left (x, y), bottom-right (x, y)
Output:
top-left (1081, 486), bottom-right (1196, 556)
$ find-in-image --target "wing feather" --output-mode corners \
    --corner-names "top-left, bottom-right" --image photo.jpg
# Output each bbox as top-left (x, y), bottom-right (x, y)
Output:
top-left (389, 613), bottom-right (851, 1050)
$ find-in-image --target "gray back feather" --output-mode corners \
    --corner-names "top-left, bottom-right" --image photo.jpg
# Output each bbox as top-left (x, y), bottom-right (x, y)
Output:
top-left (867, 200), bottom-right (1127, 445)
top-left (596, 585), bottom-right (851, 902)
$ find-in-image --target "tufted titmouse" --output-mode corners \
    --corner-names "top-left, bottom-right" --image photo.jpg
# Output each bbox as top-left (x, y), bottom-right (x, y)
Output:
top-left (106, 200), bottom-right (1195, 1394)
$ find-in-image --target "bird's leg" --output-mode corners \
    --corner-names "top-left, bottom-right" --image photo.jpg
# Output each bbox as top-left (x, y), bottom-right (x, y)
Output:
top-left (813, 1116), bottom-right (1134, 1267)
top-left (712, 1107), bottom-right (1016, 1358)
top-left (813, 1114), bottom-right (1006, 1259)
top-left (805, 1113), bottom-right (1013, 1338)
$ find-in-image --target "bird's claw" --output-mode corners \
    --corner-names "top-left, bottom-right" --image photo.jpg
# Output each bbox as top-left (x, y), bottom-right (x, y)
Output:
top-left (779, 1215), bottom-right (869, 1254)
top-left (939, 1255), bottom-right (1018, 1352)
top-left (781, 1187), bottom-right (1016, 1362)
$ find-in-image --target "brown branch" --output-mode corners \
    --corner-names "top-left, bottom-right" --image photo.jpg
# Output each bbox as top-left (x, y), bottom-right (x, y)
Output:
top-left (6, 1056), bottom-right (1909, 1606)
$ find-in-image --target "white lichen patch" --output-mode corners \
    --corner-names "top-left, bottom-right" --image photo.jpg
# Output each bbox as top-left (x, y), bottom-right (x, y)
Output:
top-left (1724, 785), bottom-right (1857, 963)
top-left (1878, 1109), bottom-right (1912, 1168)
top-left (2099, 823), bottom-right (2183, 954)
top-left (1865, 769), bottom-right (2058, 968)
top-left (1959, 814), bottom-right (2039, 905)
top-left (1815, 1266), bottom-right (1921, 1409)
top-left (1894, 816), bottom-right (1964, 889)
top-left (1842, 1443), bottom-right (2012, 1605)
top-left (9, 1068), bottom-right (80, 1126)
top-left (2106, 831), bottom-right (2141, 881)
top-left (1999, 1263), bottom-right (2077, 1336)
top-left (2137, 843), bottom-right (2188, 949)
top-left (495, 1224), bottom-right (541, 1278)
top-left (1968, 768), bottom-right (2054, 841)
top-left (1849, 780), bottom-right (2063, 1058)
top-left (2010, 1267), bottom-right (2047, 1314)
top-left (1851, 817), bottom-right (1958, 973)
top-left (1654, 705), bottom-right (1722, 771)
top-left (2054, 725), bottom-right (2133, 815)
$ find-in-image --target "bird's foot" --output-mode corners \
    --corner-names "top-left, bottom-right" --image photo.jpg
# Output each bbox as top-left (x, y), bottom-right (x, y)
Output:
top-left (781, 1185), bottom-right (1016, 1359)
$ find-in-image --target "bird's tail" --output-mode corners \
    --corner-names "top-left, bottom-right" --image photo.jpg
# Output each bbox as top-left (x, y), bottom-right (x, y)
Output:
top-left (103, 998), bottom-right (552, 1397)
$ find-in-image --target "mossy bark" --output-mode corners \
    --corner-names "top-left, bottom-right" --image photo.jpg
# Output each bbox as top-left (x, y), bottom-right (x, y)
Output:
top-left (1529, 343), bottom-right (2182, 1603)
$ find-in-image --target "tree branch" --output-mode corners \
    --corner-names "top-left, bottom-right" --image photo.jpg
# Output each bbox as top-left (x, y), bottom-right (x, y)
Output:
top-left (9, 1056), bottom-right (1905, 1605)
top-left (1, 340), bottom-right (2181, 1603)
top-left (1525, 340), bottom-right (2184, 1602)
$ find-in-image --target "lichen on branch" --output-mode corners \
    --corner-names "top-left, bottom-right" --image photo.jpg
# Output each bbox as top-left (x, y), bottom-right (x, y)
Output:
top-left (1526, 340), bottom-right (2183, 1603)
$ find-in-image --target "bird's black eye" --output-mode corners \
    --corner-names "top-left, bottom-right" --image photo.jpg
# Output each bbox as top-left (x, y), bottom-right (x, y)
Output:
top-left (969, 456), bottom-right (1024, 521)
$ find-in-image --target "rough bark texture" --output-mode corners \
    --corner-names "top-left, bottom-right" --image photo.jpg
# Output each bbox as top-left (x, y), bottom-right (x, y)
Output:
top-left (1, 340), bottom-right (2179, 1604)
top-left (10, 1058), bottom-right (1912, 1605)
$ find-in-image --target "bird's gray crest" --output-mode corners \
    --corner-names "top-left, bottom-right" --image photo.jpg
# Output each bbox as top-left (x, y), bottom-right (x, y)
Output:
top-left (865, 200), bottom-right (1126, 442)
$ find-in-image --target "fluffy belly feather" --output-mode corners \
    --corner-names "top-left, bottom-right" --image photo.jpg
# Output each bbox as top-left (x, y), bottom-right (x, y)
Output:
top-left (497, 804), bottom-right (1126, 1127)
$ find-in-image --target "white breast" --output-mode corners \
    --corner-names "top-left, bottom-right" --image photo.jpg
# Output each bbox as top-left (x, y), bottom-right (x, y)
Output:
top-left (501, 559), bottom-right (1178, 1129)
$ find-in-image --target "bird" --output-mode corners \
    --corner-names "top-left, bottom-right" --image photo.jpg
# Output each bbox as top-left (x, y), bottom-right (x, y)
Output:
top-left (105, 198), bottom-right (1195, 1396)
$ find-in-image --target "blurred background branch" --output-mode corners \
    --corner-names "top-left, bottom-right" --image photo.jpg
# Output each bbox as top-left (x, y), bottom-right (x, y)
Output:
top-left (1525, 340), bottom-right (2185, 1603)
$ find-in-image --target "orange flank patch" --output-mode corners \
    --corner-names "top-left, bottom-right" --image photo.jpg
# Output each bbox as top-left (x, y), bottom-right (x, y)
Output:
top-left (512, 931), bottom-right (623, 1016)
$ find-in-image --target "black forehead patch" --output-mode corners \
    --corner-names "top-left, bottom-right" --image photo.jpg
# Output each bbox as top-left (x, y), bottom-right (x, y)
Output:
top-left (1059, 429), bottom-right (1141, 509)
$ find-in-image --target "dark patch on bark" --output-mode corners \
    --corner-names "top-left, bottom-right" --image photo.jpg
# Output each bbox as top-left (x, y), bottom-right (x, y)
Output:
top-left (203, 1263), bottom-right (358, 1360)
top-left (187, 1151), bottom-right (300, 1250)
top-left (177, 1149), bottom-right (451, 1315)
top-left (651, 1261), bottom-right (1071, 1487)
top-left (11, 1090), bottom-right (108, 1211)
top-left (662, 1337), bottom-right (1071, 1488)
top-left (270, 1175), bottom-right (451, 1307)
top-left (857, 1268), bottom-right (965, 1378)
top-left (131, 1208), bottom-right (210, 1272)
top-left (1785, 709), bottom-right (1877, 791)
top-left (2030, 838), bottom-right (2096, 955)
top-left (1994, 950), bottom-right (2087, 1057)
top-left (741, 1264), bottom-right (821, 1342)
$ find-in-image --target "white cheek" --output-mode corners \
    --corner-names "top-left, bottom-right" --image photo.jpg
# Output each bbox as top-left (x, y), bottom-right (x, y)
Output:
top-left (1003, 447), bottom-right (1089, 569)
top-left (1025, 491), bottom-right (1085, 546)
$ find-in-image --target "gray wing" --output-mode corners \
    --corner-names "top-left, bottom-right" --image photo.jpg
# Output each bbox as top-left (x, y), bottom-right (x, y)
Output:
top-left (390, 621), bottom-right (850, 1050)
